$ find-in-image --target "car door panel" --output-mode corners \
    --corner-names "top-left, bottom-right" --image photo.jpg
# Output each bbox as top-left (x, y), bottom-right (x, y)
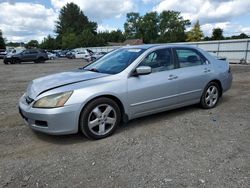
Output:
top-left (127, 69), bottom-right (181, 116)
top-left (174, 64), bottom-right (213, 103)
top-left (22, 51), bottom-right (37, 61)
top-left (21, 51), bottom-right (30, 61)
top-left (173, 48), bottom-right (214, 103)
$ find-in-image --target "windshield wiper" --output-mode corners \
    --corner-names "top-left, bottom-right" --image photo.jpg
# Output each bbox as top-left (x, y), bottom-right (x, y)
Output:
top-left (84, 68), bottom-right (99, 73)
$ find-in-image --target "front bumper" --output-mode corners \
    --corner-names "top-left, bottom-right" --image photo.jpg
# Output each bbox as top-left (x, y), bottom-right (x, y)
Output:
top-left (19, 95), bottom-right (82, 135)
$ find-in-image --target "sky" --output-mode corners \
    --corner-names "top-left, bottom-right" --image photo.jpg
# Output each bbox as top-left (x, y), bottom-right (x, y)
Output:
top-left (0, 0), bottom-right (250, 42)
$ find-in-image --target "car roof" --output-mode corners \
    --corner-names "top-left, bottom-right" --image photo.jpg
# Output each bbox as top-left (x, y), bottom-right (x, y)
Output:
top-left (122, 44), bottom-right (198, 50)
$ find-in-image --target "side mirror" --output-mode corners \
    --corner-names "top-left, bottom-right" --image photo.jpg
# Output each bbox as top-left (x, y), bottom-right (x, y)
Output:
top-left (134, 66), bottom-right (152, 76)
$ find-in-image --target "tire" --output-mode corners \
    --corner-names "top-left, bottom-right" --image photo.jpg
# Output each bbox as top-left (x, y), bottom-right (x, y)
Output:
top-left (200, 82), bottom-right (220, 109)
top-left (79, 97), bottom-right (121, 139)
top-left (3, 60), bottom-right (9, 64)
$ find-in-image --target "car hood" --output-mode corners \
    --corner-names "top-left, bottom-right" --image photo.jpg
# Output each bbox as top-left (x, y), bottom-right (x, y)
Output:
top-left (27, 69), bottom-right (109, 98)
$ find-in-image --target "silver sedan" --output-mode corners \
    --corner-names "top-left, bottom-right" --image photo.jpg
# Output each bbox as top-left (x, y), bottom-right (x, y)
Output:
top-left (19, 45), bottom-right (232, 139)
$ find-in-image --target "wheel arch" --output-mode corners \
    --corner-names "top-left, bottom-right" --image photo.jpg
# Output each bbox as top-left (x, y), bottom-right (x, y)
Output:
top-left (78, 94), bottom-right (127, 132)
top-left (208, 79), bottom-right (223, 97)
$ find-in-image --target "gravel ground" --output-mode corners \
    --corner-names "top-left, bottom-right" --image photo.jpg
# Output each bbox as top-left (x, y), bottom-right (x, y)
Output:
top-left (0, 59), bottom-right (249, 188)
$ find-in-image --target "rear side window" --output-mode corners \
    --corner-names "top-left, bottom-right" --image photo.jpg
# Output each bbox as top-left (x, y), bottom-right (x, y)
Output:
top-left (175, 48), bottom-right (206, 68)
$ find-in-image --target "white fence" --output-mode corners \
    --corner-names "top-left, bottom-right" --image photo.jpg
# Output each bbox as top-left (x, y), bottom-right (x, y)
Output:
top-left (78, 39), bottom-right (250, 64)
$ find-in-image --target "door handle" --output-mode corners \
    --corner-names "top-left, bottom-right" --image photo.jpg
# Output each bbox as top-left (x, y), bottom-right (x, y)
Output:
top-left (168, 75), bottom-right (178, 80)
top-left (204, 68), bottom-right (211, 73)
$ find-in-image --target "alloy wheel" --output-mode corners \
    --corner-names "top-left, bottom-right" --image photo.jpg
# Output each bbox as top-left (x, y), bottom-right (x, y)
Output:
top-left (87, 104), bottom-right (117, 136)
top-left (205, 85), bottom-right (218, 107)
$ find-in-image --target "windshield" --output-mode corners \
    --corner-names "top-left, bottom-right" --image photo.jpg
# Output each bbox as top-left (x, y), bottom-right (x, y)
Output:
top-left (84, 48), bottom-right (145, 74)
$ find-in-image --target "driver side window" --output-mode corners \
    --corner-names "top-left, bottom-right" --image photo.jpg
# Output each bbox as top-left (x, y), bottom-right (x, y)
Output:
top-left (139, 48), bottom-right (174, 73)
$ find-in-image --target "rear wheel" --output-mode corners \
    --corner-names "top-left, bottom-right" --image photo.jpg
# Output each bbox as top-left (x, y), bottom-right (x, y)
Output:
top-left (200, 82), bottom-right (220, 109)
top-left (79, 97), bottom-right (121, 139)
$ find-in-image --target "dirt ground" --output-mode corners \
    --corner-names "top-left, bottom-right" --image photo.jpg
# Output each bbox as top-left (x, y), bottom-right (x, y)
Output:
top-left (0, 59), bottom-right (249, 188)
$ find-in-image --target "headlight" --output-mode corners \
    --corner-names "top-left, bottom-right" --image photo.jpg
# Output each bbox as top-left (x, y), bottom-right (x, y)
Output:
top-left (33, 91), bottom-right (73, 108)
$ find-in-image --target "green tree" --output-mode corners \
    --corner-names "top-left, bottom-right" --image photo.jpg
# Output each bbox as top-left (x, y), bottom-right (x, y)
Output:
top-left (109, 30), bottom-right (125, 42)
top-left (26, 40), bottom-right (39, 48)
top-left (0, 29), bottom-right (6, 49)
top-left (40, 35), bottom-right (59, 50)
top-left (6, 42), bottom-right (25, 47)
top-left (56, 2), bottom-right (97, 36)
top-left (187, 20), bottom-right (204, 42)
top-left (124, 12), bottom-right (142, 39)
top-left (98, 30), bottom-right (125, 43)
top-left (55, 2), bottom-right (97, 48)
top-left (158, 11), bottom-right (190, 43)
top-left (231, 33), bottom-right (249, 39)
top-left (62, 32), bottom-right (78, 49)
top-left (140, 12), bottom-right (159, 43)
top-left (97, 31), bottom-right (110, 43)
top-left (78, 30), bottom-right (96, 47)
top-left (211, 28), bottom-right (224, 40)
top-left (203, 36), bottom-right (211, 41)
top-left (77, 30), bottom-right (106, 47)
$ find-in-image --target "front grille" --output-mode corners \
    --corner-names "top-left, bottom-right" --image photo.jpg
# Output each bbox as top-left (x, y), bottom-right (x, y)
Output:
top-left (25, 96), bottom-right (34, 104)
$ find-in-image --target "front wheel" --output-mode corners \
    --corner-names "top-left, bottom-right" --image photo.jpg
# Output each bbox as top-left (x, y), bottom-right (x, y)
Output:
top-left (200, 82), bottom-right (220, 109)
top-left (79, 97), bottom-right (121, 139)
top-left (3, 60), bottom-right (9, 64)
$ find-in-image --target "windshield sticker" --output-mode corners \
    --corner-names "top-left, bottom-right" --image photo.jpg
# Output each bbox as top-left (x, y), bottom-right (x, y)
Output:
top-left (127, 49), bottom-right (141, 53)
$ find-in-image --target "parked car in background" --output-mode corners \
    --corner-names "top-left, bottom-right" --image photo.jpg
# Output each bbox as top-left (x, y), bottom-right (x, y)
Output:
top-left (6, 48), bottom-right (25, 57)
top-left (57, 50), bottom-right (69, 58)
top-left (4, 49), bottom-right (48, 64)
top-left (19, 45), bottom-right (232, 139)
top-left (73, 49), bottom-right (94, 61)
top-left (66, 50), bottom-right (76, 59)
top-left (0, 49), bottom-right (7, 59)
top-left (74, 51), bottom-right (89, 59)
top-left (47, 52), bottom-right (57, 60)
top-left (91, 52), bottom-right (107, 60)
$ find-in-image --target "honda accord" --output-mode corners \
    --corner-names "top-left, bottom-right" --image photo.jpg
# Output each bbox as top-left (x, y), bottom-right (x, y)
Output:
top-left (19, 45), bottom-right (232, 139)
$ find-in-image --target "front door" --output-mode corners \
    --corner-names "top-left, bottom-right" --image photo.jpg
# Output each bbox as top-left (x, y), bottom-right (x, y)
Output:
top-left (127, 48), bottom-right (180, 117)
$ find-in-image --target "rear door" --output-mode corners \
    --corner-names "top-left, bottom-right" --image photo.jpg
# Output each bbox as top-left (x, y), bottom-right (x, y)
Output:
top-left (173, 47), bottom-right (213, 103)
top-left (29, 50), bottom-right (38, 60)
